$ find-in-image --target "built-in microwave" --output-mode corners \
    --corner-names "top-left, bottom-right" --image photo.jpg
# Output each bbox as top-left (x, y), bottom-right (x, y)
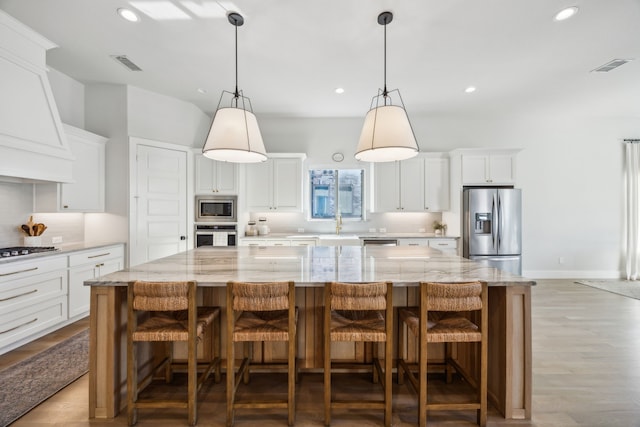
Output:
top-left (195, 195), bottom-right (237, 222)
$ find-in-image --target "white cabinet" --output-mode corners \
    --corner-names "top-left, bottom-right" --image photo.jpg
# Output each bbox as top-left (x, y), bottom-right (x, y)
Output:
top-left (0, 256), bottom-right (68, 354)
top-left (462, 152), bottom-right (516, 185)
top-left (373, 155), bottom-right (449, 212)
top-left (424, 157), bottom-right (450, 211)
top-left (397, 238), bottom-right (458, 254)
top-left (34, 124), bottom-right (108, 212)
top-left (245, 154), bottom-right (306, 212)
top-left (290, 239), bottom-right (317, 247)
top-left (67, 245), bottom-right (124, 319)
top-left (397, 238), bottom-right (429, 247)
top-left (194, 154), bottom-right (238, 194)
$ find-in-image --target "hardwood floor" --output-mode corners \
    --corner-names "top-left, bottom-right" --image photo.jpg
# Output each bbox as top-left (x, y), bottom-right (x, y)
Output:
top-left (3, 279), bottom-right (640, 426)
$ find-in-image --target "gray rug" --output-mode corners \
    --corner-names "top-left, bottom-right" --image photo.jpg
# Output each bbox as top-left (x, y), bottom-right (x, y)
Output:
top-left (0, 328), bottom-right (89, 427)
top-left (575, 280), bottom-right (640, 300)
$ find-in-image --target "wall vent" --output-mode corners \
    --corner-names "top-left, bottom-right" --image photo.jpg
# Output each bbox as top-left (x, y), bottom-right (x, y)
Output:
top-left (111, 55), bottom-right (142, 71)
top-left (592, 59), bottom-right (632, 72)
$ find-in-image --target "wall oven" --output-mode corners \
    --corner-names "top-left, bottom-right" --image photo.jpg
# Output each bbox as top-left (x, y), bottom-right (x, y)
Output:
top-left (195, 195), bottom-right (237, 223)
top-left (195, 224), bottom-right (237, 247)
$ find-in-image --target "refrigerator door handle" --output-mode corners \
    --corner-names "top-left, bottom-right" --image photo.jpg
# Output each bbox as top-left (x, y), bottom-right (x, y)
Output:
top-left (492, 194), bottom-right (497, 250)
top-left (497, 193), bottom-right (502, 250)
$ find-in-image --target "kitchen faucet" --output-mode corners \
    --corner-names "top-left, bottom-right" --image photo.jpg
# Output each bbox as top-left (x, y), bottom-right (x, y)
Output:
top-left (336, 214), bottom-right (342, 235)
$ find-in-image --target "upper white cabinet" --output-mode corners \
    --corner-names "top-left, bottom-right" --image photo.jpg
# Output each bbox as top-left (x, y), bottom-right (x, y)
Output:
top-left (461, 151), bottom-right (517, 185)
top-left (194, 154), bottom-right (238, 194)
top-left (34, 124), bottom-right (107, 212)
top-left (424, 157), bottom-right (450, 211)
top-left (373, 154), bottom-right (450, 212)
top-left (245, 154), bottom-right (306, 212)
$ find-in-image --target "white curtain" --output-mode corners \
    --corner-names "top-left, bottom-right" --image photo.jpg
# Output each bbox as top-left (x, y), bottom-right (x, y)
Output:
top-left (625, 141), bottom-right (640, 280)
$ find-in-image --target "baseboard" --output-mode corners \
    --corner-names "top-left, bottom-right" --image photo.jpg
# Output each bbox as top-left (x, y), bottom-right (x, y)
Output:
top-left (523, 270), bottom-right (622, 279)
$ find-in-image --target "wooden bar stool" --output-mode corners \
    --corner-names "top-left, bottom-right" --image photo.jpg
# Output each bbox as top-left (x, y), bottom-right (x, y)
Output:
top-left (397, 281), bottom-right (488, 427)
top-left (226, 281), bottom-right (297, 426)
top-left (126, 280), bottom-right (221, 426)
top-left (323, 281), bottom-right (393, 427)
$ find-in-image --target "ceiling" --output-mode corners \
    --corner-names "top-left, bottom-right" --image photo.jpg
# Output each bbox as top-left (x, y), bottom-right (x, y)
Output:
top-left (1, 0), bottom-right (639, 118)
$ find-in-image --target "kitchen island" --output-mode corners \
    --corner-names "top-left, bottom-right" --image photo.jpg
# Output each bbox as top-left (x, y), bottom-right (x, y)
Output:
top-left (86, 245), bottom-right (533, 420)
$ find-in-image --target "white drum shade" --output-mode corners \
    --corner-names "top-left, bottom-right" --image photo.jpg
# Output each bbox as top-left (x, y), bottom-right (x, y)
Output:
top-left (355, 105), bottom-right (419, 162)
top-left (202, 107), bottom-right (267, 163)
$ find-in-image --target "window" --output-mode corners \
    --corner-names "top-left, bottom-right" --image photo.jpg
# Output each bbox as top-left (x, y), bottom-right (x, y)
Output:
top-left (310, 169), bottom-right (364, 220)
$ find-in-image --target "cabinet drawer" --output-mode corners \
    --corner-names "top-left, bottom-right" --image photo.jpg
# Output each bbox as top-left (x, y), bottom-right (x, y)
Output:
top-left (397, 239), bottom-right (429, 247)
top-left (0, 269), bottom-right (67, 313)
top-left (0, 296), bottom-right (67, 349)
top-left (0, 256), bottom-right (66, 282)
top-left (69, 245), bottom-right (124, 267)
top-left (428, 239), bottom-right (457, 249)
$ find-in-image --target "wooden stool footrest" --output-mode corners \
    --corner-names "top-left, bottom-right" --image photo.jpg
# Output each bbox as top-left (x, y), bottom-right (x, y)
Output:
top-left (331, 400), bottom-right (385, 410)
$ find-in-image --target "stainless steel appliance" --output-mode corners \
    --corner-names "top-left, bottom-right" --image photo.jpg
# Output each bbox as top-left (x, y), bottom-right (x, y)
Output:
top-left (195, 195), bottom-right (237, 223)
top-left (195, 224), bottom-right (237, 247)
top-left (463, 188), bottom-right (522, 275)
top-left (0, 246), bottom-right (58, 258)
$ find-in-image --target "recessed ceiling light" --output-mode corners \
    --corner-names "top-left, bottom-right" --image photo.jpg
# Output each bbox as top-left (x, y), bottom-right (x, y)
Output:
top-left (465, 86), bottom-right (476, 93)
top-left (335, 87), bottom-right (345, 94)
top-left (554, 6), bottom-right (578, 21)
top-left (117, 8), bottom-right (139, 22)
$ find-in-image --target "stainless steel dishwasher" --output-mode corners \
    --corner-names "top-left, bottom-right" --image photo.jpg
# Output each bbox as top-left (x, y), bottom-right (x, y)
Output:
top-left (362, 239), bottom-right (398, 246)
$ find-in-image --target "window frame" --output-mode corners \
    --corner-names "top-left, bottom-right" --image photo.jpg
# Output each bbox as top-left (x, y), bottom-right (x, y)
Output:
top-left (308, 168), bottom-right (366, 222)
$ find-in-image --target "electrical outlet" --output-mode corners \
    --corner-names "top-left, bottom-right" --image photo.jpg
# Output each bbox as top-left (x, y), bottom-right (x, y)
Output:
top-left (369, 228), bottom-right (376, 233)
top-left (418, 228), bottom-right (426, 233)
top-left (52, 236), bottom-right (63, 244)
top-left (558, 257), bottom-right (565, 265)
top-left (297, 228), bottom-right (305, 233)
top-left (379, 228), bottom-right (387, 233)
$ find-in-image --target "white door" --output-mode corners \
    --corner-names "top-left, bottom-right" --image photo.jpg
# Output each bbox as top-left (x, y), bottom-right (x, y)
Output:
top-left (134, 144), bottom-right (188, 265)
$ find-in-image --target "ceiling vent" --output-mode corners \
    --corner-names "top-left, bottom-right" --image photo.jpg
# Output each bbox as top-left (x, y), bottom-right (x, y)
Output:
top-left (111, 55), bottom-right (142, 71)
top-left (592, 59), bottom-right (632, 72)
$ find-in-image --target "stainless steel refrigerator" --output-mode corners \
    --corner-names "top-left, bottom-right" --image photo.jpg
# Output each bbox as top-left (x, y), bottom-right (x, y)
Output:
top-left (463, 188), bottom-right (522, 275)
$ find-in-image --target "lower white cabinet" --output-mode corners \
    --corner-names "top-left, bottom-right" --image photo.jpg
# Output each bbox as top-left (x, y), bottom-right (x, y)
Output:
top-left (68, 245), bottom-right (124, 319)
top-left (398, 238), bottom-right (458, 254)
top-left (0, 256), bottom-right (68, 354)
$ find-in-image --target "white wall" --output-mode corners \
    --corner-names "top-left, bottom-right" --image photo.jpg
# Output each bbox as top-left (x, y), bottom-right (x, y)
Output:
top-left (47, 67), bottom-right (84, 128)
top-left (127, 86), bottom-right (210, 147)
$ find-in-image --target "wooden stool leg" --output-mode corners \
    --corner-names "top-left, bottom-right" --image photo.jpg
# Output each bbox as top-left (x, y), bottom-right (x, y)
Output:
top-left (243, 342), bottom-right (251, 384)
top-left (127, 340), bottom-right (137, 426)
top-left (324, 309), bottom-right (331, 426)
top-left (385, 341), bottom-right (392, 427)
top-left (288, 337), bottom-right (295, 426)
top-left (397, 319), bottom-right (405, 385)
top-left (165, 342), bottom-right (173, 383)
top-left (214, 314), bottom-right (221, 383)
top-left (188, 336), bottom-right (197, 426)
top-left (227, 330), bottom-right (235, 426)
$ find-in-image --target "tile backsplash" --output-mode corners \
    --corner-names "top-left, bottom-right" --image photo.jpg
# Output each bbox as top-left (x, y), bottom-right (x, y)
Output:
top-left (0, 181), bottom-right (84, 247)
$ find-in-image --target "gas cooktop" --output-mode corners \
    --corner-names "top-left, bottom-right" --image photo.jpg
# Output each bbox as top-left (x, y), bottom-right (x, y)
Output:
top-left (0, 246), bottom-right (58, 258)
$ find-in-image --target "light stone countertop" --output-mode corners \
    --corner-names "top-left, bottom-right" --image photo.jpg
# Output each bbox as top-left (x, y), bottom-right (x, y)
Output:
top-left (239, 232), bottom-right (459, 240)
top-left (85, 245), bottom-right (533, 287)
top-left (0, 241), bottom-right (125, 265)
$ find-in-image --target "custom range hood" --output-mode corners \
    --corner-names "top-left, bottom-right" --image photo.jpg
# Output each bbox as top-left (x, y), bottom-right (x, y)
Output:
top-left (0, 10), bottom-right (73, 183)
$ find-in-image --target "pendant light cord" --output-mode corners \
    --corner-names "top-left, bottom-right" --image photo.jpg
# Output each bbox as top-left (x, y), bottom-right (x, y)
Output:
top-left (383, 19), bottom-right (387, 99)
top-left (234, 22), bottom-right (239, 102)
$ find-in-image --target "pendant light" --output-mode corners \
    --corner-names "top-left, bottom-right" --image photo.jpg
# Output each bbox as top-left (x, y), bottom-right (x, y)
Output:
top-left (355, 11), bottom-right (419, 162)
top-left (202, 12), bottom-right (267, 163)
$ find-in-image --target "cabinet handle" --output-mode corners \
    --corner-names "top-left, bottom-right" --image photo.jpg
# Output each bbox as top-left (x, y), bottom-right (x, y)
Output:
top-left (0, 267), bottom-right (38, 277)
top-left (0, 289), bottom-right (37, 302)
top-left (0, 317), bottom-right (38, 335)
top-left (87, 252), bottom-right (110, 259)
top-left (408, 244), bottom-right (419, 246)
top-left (95, 263), bottom-right (105, 268)
top-left (63, 205), bottom-right (69, 209)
